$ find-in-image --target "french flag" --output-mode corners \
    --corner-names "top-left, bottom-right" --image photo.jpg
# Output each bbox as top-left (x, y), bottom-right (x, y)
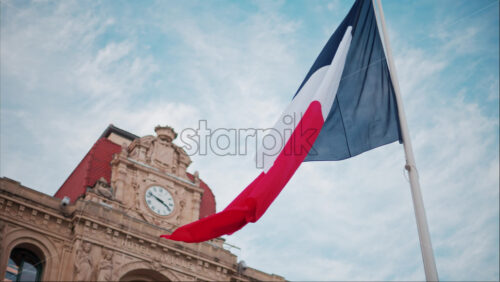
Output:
top-left (161, 0), bottom-right (401, 243)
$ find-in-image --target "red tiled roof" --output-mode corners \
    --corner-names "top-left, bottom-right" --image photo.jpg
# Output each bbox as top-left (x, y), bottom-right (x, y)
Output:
top-left (54, 136), bottom-right (217, 219)
top-left (187, 173), bottom-right (216, 219)
top-left (54, 138), bottom-right (121, 203)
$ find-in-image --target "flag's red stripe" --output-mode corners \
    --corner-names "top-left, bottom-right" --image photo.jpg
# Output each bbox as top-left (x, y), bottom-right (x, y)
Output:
top-left (161, 101), bottom-right (324, 243)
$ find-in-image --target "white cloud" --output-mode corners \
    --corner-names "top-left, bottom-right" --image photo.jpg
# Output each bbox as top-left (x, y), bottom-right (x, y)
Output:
top-left (0, 1), bottom-right (194, 195)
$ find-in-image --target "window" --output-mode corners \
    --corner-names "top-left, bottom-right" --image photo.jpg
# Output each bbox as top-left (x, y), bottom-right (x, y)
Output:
top-left (4, 248), bottom-right (43, 282)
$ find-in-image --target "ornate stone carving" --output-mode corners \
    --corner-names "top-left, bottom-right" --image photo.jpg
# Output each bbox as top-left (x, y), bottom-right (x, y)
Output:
top-left (143, 138), bottom-right (154, 164)
top-left (151, 139), bottom-right (175, 171)
top-left (132, 180), bottom-right (141, 211)
top-left (193, 171), bottom-right (200, 186)
top-left (125, 125), bottom-right (192, 178)
top-left (151, 257), bottom-right (163, 272)
top-left (90, 177), bottom-right (114, 200)
top-left (176, 199), bottom-right (186, 225)
top-left (97, 248), bottom-right (114, 281)
top-left (74, 241), bottom-right (94, 281)
top-left (155, 125), bottom-right (177, 142)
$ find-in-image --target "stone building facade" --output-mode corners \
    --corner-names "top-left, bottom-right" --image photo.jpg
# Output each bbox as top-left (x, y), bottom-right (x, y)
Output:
top-left (0, 125), bottom-right (284, 281)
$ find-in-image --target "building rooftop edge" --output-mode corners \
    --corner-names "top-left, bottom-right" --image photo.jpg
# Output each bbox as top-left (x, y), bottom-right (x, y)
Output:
top-left (99, 123), bottom-right (140, 141)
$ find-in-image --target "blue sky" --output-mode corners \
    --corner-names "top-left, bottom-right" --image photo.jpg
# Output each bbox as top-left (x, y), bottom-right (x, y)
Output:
top-left (1, 0), bottom-right (498, 280)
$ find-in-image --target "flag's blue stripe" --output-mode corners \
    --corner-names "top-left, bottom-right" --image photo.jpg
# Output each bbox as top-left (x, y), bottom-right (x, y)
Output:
top-left (293, 0), bottom-right (362, 98)
top-left (301, 0), bottom-right (402, 162)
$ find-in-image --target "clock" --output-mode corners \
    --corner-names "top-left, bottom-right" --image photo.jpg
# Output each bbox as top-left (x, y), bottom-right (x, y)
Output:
top-left (144, 186), bottom-right (175, 216)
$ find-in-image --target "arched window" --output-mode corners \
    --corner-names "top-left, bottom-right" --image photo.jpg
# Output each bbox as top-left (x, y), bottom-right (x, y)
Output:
top-left (4, 248), bottom-right (43, 282)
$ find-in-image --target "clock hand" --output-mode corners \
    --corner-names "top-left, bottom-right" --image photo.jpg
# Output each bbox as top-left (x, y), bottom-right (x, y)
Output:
top-left (149, 192), bottom-right (171, 212)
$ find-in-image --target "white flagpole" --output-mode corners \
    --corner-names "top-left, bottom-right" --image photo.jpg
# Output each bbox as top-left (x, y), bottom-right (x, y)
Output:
top-left (373, 0), bottom-right (439, 281)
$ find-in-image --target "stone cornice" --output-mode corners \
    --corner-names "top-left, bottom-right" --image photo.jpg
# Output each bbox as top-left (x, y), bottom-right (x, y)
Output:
top-left (71, 200), bottom-right (237, 269)
top-left (70, 211), bottom-right (236, 280)
top-left (0, 177), bottom-right (63, 213)
top-left (0, 191), bottom-right (236, 281)
top-left (0, 194), bottom-right (73, 242)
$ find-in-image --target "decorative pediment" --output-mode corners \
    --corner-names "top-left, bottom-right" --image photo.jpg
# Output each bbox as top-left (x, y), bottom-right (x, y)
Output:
top-left (127, 126), bottom-right (192, 178)
top-left (108, 126), bottom-right (202, 228)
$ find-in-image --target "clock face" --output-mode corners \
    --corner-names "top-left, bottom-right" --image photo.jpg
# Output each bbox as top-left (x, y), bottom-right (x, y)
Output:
top-left (144, 186), bottom-right (175, 216)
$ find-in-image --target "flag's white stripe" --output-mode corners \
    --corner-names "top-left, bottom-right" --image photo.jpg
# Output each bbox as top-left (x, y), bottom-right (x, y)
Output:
top-left (259, 66), bottom-right (328, 166)
top-left (259, 26), bottom-right (353, 172)
top-left (315, 26), bottom-right (352, 120)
